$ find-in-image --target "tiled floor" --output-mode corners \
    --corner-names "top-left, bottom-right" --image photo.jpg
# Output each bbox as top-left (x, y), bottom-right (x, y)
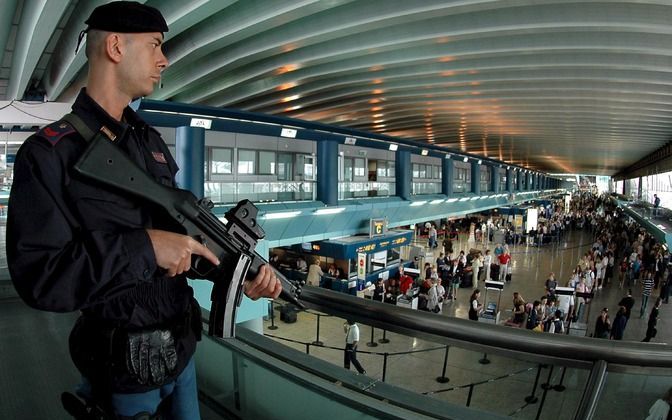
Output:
top-left (263, 227), bottom-right (671, 419)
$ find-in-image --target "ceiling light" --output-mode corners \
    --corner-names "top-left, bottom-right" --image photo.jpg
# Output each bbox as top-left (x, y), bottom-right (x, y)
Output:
top-left (314, 207), bottom-right (345, 215)
top-left (344, 137), bottom-right (356, 145)
top-left (463, 157), bottom-right (468, 162)
top-left (421, 150), bottom-right (429, 156)
top-left (389, 144), bottom-right (398, 151)
top-left (477, 160), bottom-right (482, 164)
top-left (282, 95), bottom-right (300, 102)
top-left (445, 154), bottom-right (451, 159)
top-left (280, 128), bottom-right (297, 138)
top-left (410, 201), bottom-right (427, 206)
top-left (263, 211), bottom-right (301, 219)
top-left (430, 199), bottom-right (445, 204)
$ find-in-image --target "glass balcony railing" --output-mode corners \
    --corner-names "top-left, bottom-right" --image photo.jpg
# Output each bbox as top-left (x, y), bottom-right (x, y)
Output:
top-left (338, 182), bottom-right (394, 199)
top-left (412, 181), bottom-right (441, 195)
top-left (204, 181), bottom-right (316, 204)
top-left (198, 287), bottom-right (671, 419)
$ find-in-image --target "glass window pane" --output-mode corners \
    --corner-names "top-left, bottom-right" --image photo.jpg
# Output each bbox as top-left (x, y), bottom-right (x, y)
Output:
top-left (259, 151), bottom-right (276, 175)
top-left (238, 150), bottom-right (256, 174)
top-left (377, 162), bottom-right (386, 178)
top-left (211, 148), bottom-right (232, 174)
top-left (419, 165), bottom-right (426, 179)
top-left (412, 164), bottom-right (420, 178)
top-left (388, 161), bottom-right (395, 177)
top-left (344, 158), bottom-right (353, 181)
top-left (354, 158), bottom-right (365, 177)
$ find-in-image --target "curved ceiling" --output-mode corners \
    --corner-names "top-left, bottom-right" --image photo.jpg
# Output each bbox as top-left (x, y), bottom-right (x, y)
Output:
top-left (2, 0), bottom-right (672, 176)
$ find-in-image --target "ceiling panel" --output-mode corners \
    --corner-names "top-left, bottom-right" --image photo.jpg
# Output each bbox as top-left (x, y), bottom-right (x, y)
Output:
top-left (1, 0), bottom-right (672, 175)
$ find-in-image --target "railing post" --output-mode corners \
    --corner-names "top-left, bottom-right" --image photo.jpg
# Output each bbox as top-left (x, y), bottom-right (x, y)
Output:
top-left (466, 384), bottom-right (475, 407)
top-left (553, 367), bottom-right (568, 392)
top-left (378, 329), bottom-right (390, 344)
top-left (525, 364), bottom-right (543, 404)
top-left (268, 300), bottom-right (278, 330)
top-left (541, 365), bottom-right (555, 390)
top-left (536, 366), bottom-right (554, 420)
top-left (312, 313), bottom-right (323, 346)
top-left (367, 326), bottom-right (378, 347)
top-left (479, 353), bottom-right (490, 364)
top-left (382, 353), bottom-right (389, 382)
top-left (436, 346), bottom-right (450, 383)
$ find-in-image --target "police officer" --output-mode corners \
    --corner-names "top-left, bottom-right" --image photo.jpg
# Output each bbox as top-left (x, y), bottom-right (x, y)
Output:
top-left (6, 2), bottom-right (281, 419)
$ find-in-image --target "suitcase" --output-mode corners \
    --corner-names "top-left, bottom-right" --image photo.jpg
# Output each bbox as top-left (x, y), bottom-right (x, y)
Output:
top-left (280, 304), bottom-right (298, 323)
top-left (490, 264), bottom-right (500, 280)
top-left (505, 273), bottom-right (512, 282)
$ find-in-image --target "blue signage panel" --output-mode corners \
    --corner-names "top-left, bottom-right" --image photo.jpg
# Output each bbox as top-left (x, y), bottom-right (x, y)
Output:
top-left (314, 230), bottom-right (413, 259)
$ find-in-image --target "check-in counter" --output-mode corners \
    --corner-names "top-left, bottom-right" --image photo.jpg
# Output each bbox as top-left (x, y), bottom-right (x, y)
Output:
top-left (307, 230), bottom-right (414, 295)
top-left (396, 287), bottom-right (419, 310)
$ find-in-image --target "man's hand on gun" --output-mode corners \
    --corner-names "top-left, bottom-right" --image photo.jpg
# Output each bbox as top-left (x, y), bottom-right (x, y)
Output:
top-left (245, 264), bottom-right (282, 300)
top-left (146, 229), bottom-right (220, 277)
top-left (146, 229), bottom-right (281, 300)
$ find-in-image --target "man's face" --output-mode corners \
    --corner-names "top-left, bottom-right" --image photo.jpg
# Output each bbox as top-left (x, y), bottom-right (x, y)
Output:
top-left (119, 32), bottom-right (168, 98)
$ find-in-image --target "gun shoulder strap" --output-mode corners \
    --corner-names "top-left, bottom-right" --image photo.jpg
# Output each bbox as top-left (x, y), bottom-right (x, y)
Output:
top-left (61, 113), bottom-right (95, 142)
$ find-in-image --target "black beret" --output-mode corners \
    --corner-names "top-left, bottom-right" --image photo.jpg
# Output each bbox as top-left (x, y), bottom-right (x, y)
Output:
top-left (85, 1), bottom-right (168, 33)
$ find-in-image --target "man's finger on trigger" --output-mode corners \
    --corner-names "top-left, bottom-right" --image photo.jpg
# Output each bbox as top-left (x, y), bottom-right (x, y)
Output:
top-left (195, 241), bottom-right (220, 266)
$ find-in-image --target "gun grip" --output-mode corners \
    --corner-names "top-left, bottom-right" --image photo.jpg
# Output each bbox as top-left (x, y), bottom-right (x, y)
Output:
top-left (191, 255), bottom-right (216, 278)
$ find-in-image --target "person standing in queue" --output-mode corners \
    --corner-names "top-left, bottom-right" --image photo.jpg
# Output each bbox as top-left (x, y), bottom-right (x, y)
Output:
top-left (343, 320), bottom-right (366, 375)
top-left (6, 2), bottom-right (281, 419)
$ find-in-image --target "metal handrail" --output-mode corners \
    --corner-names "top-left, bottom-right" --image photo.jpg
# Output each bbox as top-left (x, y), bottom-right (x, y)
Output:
top-left (298, 286), bottom-right (672, 370)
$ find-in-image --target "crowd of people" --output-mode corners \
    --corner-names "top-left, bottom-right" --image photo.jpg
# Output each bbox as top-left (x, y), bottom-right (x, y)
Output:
top-left (495, 191), bottom-right (669, 342)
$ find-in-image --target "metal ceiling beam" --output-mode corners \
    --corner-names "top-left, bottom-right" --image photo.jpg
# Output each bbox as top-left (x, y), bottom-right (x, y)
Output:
top-left (6, 0), bottom-right (68, 101)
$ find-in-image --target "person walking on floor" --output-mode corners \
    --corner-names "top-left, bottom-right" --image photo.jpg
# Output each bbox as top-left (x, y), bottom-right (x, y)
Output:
top-left (640, 271), bottom-right (654, 318)
top-left (642, 298), bottom-right (662, 342)
top-left (343, 320), bottom-right (366, 374)
top-left (594, 307), bottom-right (611, 339)
top-left (610, 307), bottom-right (627, 340)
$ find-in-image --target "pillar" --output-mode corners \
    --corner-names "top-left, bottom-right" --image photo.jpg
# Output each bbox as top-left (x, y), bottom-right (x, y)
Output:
top-left (396, 150), bottom-right (411, 200)
top-left (175, 126), bottom-right (205, 198)
top-left (317, 140), bottom-right (339, 206)
top-left (442, 157), bottom-right (454, 197)
top-left (471, 160), bottom-right (480, 195)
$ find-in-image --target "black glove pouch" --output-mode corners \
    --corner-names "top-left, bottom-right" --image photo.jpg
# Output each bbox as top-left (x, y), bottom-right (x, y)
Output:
top-left (125, 329), bottom-right (178, 387)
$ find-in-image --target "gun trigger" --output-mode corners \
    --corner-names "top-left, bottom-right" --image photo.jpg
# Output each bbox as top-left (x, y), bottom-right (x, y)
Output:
top-left (191, 255), bottom-right (214, 277)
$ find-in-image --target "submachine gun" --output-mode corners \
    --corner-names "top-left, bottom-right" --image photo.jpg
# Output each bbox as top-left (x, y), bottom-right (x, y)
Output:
top-left (72, 133), bottom-right (304, 339)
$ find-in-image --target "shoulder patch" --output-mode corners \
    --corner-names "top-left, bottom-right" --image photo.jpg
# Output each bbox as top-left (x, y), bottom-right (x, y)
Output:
top-left (36, 121), bottom-right (76, 146)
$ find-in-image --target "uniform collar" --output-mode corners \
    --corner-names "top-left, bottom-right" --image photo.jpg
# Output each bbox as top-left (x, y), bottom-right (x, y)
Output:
top-left (71, 88), bottom-right (148, 141)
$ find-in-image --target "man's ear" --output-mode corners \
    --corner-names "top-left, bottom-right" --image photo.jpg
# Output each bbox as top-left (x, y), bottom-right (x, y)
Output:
top-left (105, 33), bottom-right (124, 63)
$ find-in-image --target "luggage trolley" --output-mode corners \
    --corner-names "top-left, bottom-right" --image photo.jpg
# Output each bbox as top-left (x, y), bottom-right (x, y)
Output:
top-left (480, 280), bottom-right (504, 324)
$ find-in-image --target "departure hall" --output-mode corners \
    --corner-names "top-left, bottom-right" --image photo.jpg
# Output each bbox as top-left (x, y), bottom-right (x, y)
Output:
top-left (1, 2), bottom-right (671, 420)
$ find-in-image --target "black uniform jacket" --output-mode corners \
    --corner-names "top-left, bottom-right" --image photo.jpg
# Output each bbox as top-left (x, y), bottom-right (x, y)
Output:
top-left (7, 89), bottom-right (194, 330)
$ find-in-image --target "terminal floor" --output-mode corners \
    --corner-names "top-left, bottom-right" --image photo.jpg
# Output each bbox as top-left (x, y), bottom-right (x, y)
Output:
top-left (263, 227), bottom-right (671, 419)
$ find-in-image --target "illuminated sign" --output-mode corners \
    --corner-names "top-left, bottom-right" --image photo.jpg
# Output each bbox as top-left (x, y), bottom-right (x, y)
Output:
top-left (357, 253), bottom-right (366, 279)
top-left (190, 118), bottom-right (212, 129)
top-left (370, 218), bottom-right (387, 237)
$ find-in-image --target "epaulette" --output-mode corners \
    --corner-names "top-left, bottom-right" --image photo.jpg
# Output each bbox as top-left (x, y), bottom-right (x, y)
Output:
top-left (35, 120), bottom-right (76, 146)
